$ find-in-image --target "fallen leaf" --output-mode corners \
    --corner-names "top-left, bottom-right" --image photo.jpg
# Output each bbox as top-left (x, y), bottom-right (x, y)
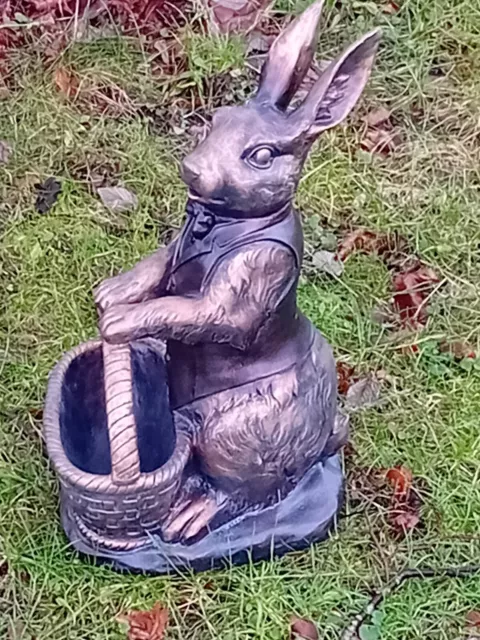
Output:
top-left (208, 0), bottom-right (272, 34)
top-left (98, 186), bottom-right (138, 213)
top-left (337, 229), bottom-right (406, 263)
top-left (34, 177), bottom-right (62, 214)
top-left (364, 106), bottom-right (391, 128)
top-left (360, 128), bottom-right (401, 155)
top-left (345, 375), bottom-right (382, 411)
top-left (118, 602), bottom-right (168, 640)
top-left (0, 140), bottom-right (12, 164)
top-left (381, 0), bottom-right (400, 13)
top-left (336, 362), bottom-right (356, 395)
top-left (290, 615), bottom-right (319, 640)
top-left (246, 31), bottom-right (271, 54)
top-left (389, 508), bottom-right (420, 532)
top-left (386, 465), bottom-right (412, 497)
top-left (312, 250), bottom-right (344, 277)
top-left (54, 66), bottom-right (79, 98)
top-left (439, 340), bottom-right (476, 360)
top-left (392, 264), bottom-right (440, 327)
top-left (467, 611), bottom-right (480, 628)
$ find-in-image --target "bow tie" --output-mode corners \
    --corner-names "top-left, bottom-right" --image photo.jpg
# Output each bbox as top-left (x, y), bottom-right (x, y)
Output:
top-left (187, 201), bottom-right (216, 240)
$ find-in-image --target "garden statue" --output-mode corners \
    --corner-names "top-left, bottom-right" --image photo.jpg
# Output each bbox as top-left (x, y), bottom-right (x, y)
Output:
top-left (44, 0), bottom-right (380, 573)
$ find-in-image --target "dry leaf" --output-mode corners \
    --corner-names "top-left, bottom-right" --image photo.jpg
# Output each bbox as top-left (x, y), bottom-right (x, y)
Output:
top-left (389, 508), bottom-right (420, 532)
top-left (118, 602), bottom-right (168, 640)
top-left (345, 375), bottom-right (381, 411)
top-left (54, 66), bottom-right (79, 98)
top-left (467, 611), bottom-right (480, 628)
top-left (0, 140), bottom-right (12, 164)
top-left (365, 106), bottom-right (391, 128)
top-left (392, 264), bottom-right (440, 327)
top-left (337, 362), bottom-right (356, 396)
top-left (386, 466), bottom-right (412, 497)
top-left (439, 340), bottom-right (476, 360)
top-left (98, 186), bottom-right (138, 212)
top-left (361, 128), bottom-right (401, 155)
top-left (208, 0), bottom-right (271, 33)
top-left (381, 0), bottom-right (400, 13)
top-left (290, 615), bottom-right (319, 640)
top-left (337, 228), bottom-right (406, 263)
top-left (34, 177), bottom-right (62, 214)
top-left (312, 250), bottom-right (344, 277)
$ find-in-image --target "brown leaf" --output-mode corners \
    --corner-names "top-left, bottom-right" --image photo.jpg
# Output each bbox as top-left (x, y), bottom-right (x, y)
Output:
top-left (360, 128), bottom-right (401, 155)
top-left (345, 374), bottom-right (382, 411)
top-left (364, 106), bottom-right (391, 128)
top-left (54, 66), bottom-right (79, 98)
top-left (381, 1), bottom-right (400, 14)
top-left (0, 140), bottom-right (12, 165)
top-left (389, 508), bottom-right (420, 532)
top-left (439, 340), bottom-right (476, 360)
top-left (392, 264), bottom-right (440, 327)
top-left (467, 611), bottom-right (480, 628)
top-left (337, 228), bottom-right (406, 263)
top-left (337, 362), bottom-right (356, 395)
top-left (208, 0), bottom-right (271, 33)
top-left (290, 616), bottom-right (319, 640)
top-left (118, 603), bottom-right (168, 640)
top-left (386, 465), bottom-right (412, 497)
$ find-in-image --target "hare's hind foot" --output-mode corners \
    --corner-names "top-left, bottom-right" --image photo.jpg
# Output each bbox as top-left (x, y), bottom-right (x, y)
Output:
top-left (162, 476), bottom-right (231, 543)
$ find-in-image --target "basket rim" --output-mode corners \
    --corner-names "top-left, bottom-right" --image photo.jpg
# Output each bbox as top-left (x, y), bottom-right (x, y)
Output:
top-left (44, 339), bottom-right (190, 494)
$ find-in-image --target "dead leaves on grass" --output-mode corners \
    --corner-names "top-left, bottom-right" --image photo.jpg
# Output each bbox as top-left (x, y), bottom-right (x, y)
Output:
top-left (347, 456), bottom-right (423, 538)
top-left (53, 64), bottom-right (137, 117)
top-left (336, 227), bottom-right (440, 330)
top-left (392, 263), bottom-right (440, 327)
top-left (118, 602), bottom-right (168, 640)
top-left (385, 465), bottom-right (421, 535)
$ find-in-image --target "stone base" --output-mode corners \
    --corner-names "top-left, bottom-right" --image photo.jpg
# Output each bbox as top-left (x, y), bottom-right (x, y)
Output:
top-left (61, 454), bottom-right (343, 574)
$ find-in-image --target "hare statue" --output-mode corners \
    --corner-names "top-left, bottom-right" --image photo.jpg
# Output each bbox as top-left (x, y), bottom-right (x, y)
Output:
top-left (44, 0), bottom-right (380, 573)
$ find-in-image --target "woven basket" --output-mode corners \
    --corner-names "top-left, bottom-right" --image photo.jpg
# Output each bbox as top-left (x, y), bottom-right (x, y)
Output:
top-left (44, 340), bottom-right (190, 551)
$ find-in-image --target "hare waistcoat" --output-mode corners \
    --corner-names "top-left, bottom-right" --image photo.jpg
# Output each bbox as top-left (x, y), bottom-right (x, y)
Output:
top-left (165, 202), bottom-right (314, 409)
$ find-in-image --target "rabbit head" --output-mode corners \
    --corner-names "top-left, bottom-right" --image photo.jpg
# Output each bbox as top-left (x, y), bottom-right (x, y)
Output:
top-left (181, 0), bottom-right (381, 218)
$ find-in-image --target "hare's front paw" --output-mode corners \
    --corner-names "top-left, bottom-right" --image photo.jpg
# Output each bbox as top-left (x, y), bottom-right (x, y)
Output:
top-left (99, 304), bottom-right (143, 344)
top-left (94, 272), bottom-right (142, 312)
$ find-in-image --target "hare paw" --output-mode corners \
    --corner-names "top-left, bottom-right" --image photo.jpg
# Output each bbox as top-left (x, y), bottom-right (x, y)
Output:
top-left (99, 303), bottom-right (142, 344)
top-left (94, 272), bottom-right (141, 312)
top-left (162, 492), bottom-right (227, 543)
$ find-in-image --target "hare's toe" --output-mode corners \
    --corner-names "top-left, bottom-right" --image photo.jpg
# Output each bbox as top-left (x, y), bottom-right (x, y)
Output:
top-left (162, 492), bottom-right (227, 543)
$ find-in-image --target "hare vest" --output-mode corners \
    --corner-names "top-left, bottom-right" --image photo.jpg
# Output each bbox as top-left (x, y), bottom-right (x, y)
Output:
top-left (165, 202), bottom-right (314, 409)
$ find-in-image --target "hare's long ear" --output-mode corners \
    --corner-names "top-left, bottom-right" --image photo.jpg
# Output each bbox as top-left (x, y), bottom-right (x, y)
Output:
top-left (255, 0), bottom-right (325, 110)
top-left (291, 29), bottom-right (381, 138)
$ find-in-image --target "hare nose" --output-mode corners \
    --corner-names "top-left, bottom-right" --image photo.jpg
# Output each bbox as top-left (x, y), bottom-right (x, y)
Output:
top-left (181, 158), bottom-right (201, 185)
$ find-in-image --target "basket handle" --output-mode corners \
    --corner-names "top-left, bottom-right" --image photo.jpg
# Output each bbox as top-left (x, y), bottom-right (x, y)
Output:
top-left (103, 341), bottom-right (141, 486)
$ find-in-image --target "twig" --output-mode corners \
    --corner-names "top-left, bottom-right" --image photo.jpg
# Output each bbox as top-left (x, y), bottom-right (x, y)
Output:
top-left (341, 565), bottom-right (480, 640)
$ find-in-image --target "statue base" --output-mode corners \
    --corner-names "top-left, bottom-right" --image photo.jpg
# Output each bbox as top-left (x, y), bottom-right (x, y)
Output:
top-left (61, 454), bottom-right (343, 574)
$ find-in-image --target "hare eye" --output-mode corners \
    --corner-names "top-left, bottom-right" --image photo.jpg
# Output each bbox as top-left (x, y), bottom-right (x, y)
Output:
top-left (246, 146), bottom-right (274, 169)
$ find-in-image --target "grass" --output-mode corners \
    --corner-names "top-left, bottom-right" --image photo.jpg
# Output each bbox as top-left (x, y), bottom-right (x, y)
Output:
top-left (1, 0), bottom-right (480, 638)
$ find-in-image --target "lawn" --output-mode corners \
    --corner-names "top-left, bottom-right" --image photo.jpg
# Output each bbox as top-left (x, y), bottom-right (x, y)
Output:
top-left (1, 0), bottom-right (480, 638)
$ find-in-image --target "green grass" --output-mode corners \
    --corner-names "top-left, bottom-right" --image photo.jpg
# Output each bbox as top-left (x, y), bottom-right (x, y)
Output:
top-left (1, 0), bottom-right (480, 638)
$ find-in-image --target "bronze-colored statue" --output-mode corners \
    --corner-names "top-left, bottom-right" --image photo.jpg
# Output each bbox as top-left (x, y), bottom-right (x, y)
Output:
top-left (44, 0), bottom-right (380, 572)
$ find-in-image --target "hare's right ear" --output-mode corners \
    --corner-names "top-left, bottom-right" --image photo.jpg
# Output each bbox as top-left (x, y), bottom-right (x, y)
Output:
top-left (255, 0), bottom-right (325, 110)
top-left (290, 29), bottom-right (381, 139)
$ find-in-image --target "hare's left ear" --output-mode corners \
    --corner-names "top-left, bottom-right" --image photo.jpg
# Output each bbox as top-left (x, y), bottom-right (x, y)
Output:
top-left (255, 0), bottom-right (325, 110)
top-left (291, 29), bottom-right (381, 138)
